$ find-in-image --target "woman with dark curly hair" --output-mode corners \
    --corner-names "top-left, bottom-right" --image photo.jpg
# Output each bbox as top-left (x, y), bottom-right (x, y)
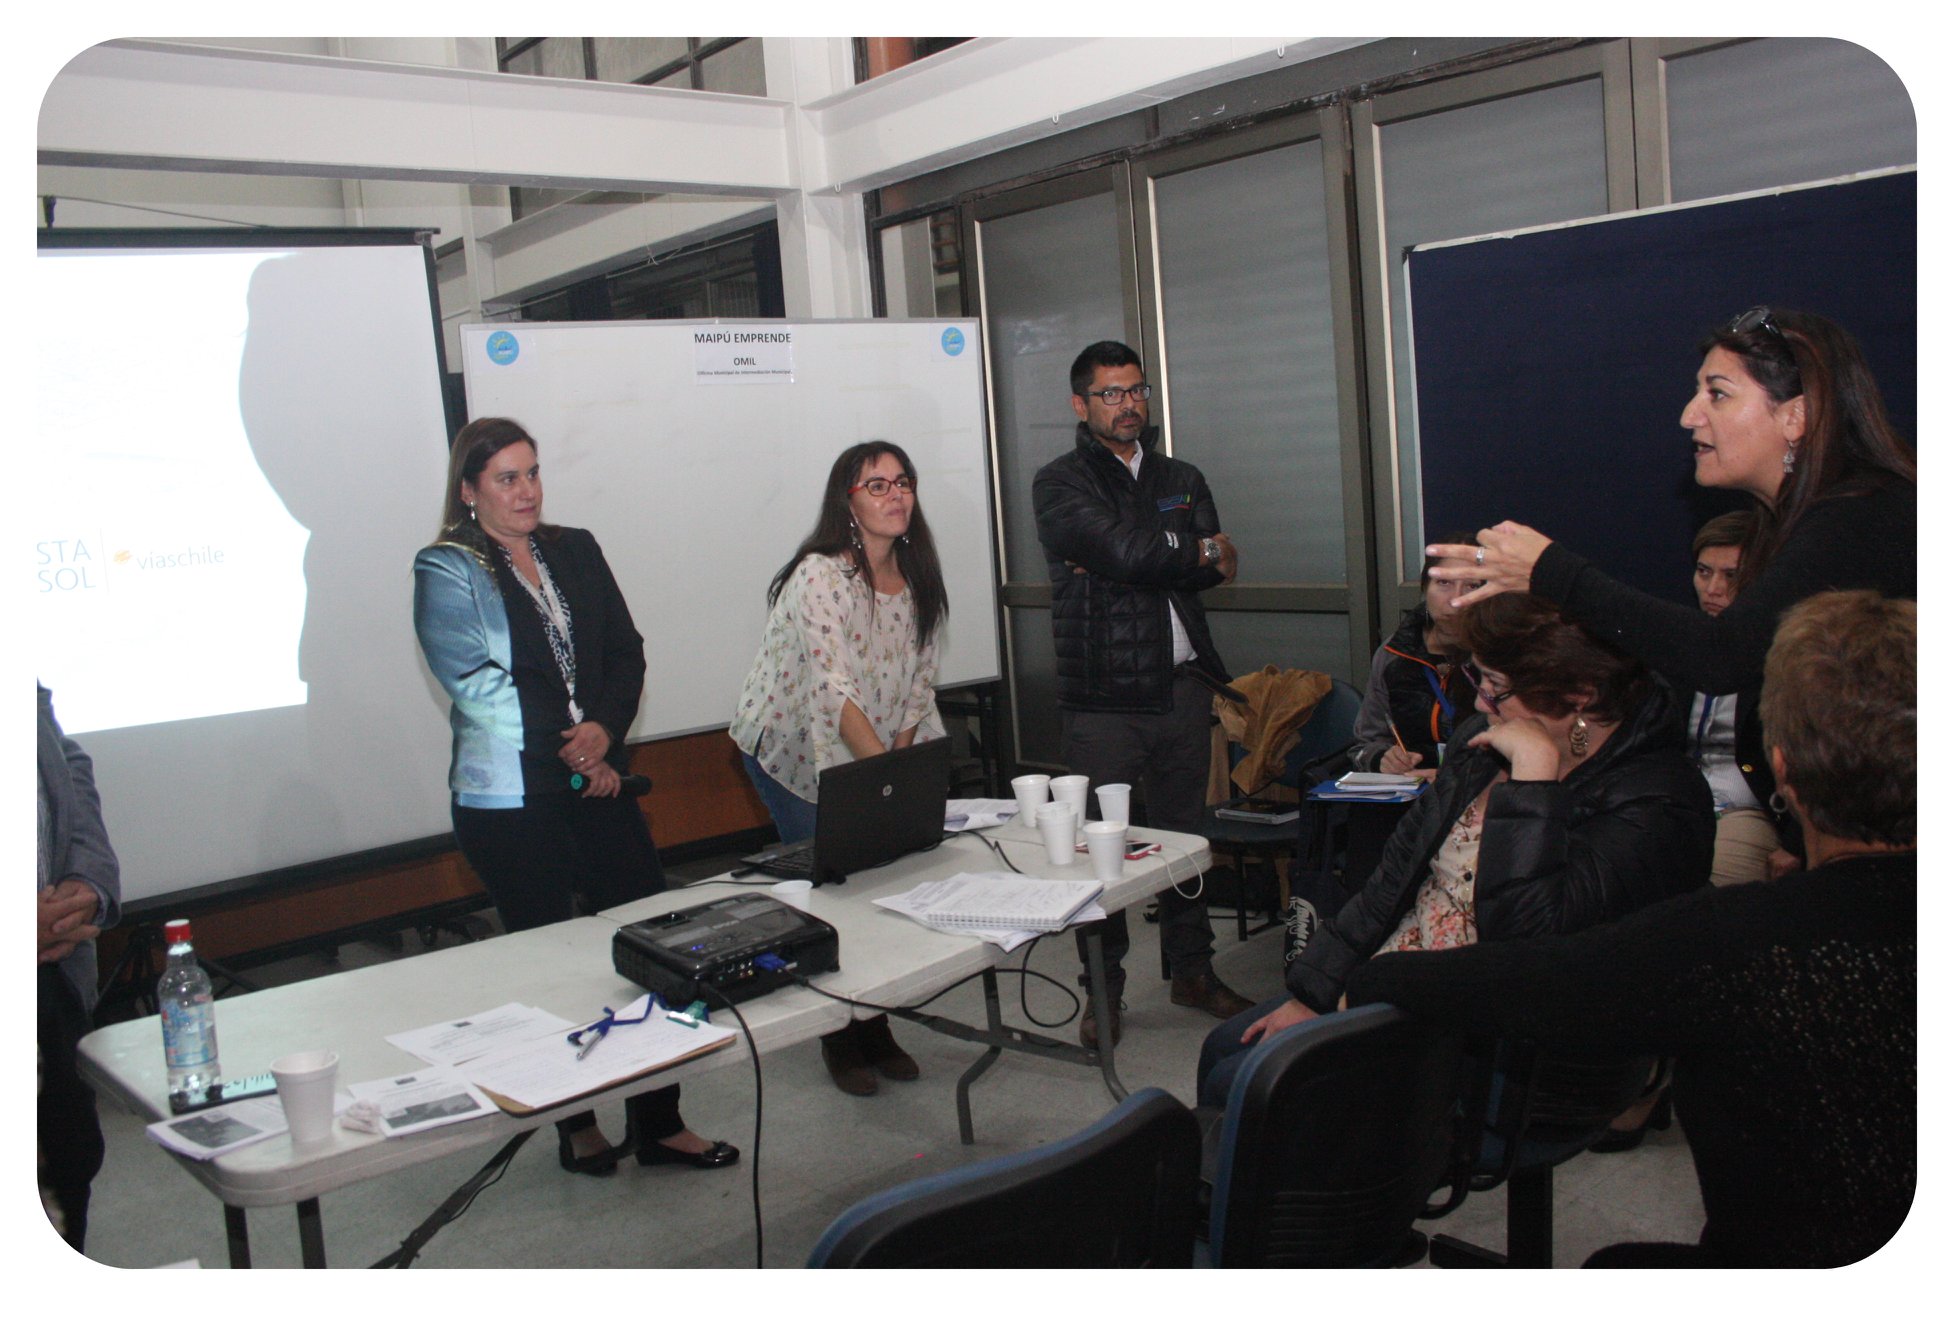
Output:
top-left (1348, 591), bottom-right (1915, 1266)
top-left (1197, 592), bottom-right (1713, 1105)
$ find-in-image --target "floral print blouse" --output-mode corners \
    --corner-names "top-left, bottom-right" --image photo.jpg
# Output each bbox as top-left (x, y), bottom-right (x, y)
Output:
top-left (1377, 789), bottom-right (1489, 955)
top-left (729, 553), bottom-right (944, 803)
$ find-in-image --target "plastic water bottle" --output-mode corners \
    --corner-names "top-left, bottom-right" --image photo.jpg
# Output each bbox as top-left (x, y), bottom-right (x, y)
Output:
top-left (159, 919), bottom-right (221, 1094)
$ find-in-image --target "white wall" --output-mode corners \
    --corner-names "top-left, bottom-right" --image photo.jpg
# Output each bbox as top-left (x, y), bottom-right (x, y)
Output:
top-left (36, 37), bottom-right (1362, 327)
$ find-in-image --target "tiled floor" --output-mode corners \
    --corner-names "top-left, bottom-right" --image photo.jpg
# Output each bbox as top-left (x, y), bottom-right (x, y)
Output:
top-left (74, 856), bottom-right (1705, 1269)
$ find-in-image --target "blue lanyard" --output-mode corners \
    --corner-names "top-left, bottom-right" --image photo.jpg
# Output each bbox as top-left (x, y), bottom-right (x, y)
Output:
top-left (1422, 664), bottom-right (1457, 729)
top-left (1693, 694), bottom-right (1719, 763)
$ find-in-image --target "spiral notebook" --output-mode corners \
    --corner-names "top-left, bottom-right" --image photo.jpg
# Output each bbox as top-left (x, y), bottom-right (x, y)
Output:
top-left (922, 878), bottom-right (1104, 933)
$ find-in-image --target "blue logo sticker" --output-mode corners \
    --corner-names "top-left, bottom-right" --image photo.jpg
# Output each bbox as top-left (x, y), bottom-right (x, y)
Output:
top-left (940, 326), bottom-right (965, 356)
top-left (485, 331), bottom-right (520, 366)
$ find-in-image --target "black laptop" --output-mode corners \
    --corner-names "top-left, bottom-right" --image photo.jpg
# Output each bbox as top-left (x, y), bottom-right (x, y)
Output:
top-left (739, 738), bottom-right (953, 887)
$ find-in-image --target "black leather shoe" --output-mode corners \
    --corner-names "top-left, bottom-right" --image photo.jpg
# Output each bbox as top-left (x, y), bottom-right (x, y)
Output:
top-left (637, 1138), bottom-right (740, 1170)
top-left (557, 1131), bottom-right (622, 1177)
top-left (1171, 968), bottom-right (1255, 1020)
top-left (855, 1013), bottom-right (920, 1082)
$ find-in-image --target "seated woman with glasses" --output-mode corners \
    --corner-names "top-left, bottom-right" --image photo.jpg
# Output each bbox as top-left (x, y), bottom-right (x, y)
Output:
top-left (1348, 591), bottom-right (1915, 1267)
top-left (1196, 592), bottom-right (1713, 1105)
top-left (730, 442), bottom-right (947, 1098)
top-left (1429, 307), bottom-right (1914, 718)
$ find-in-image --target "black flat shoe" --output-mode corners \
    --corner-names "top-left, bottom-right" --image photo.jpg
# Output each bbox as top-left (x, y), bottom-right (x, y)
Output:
top-left (636, 1138), bottom-right (740, 1170)
top-left (558, 1131), bottom-right (622, 1177)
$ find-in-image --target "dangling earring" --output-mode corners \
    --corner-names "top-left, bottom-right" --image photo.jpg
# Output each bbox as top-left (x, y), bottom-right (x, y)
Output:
top-left (1568, 713), bottom-right (1590, 758)
top-left (900, 533), bottom-right (911, 546)
top-left (850, 520), bottom-right (864, 551)
top-left (1782, 440), bottom-right (1799, 475)
top-left (467, 502), bottom-right (477, 522)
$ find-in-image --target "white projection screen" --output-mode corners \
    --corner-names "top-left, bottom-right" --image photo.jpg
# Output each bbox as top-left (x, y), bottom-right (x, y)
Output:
top-left (33, 230), bottom-right (457, 907)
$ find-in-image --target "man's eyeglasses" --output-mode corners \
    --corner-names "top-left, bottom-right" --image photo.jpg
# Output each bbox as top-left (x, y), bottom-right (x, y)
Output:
top-left (848, 475), bottom-right (916, 497)
top-left (1464, 663), bottom-right (1514, 713)
top-left (1728, 305), bottom-right (1785, 341)
top-left (1083, 384), bottom-right (1153, 405)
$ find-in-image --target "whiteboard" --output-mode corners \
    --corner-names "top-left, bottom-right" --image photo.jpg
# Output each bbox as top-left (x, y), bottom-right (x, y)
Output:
top-left (459, 319), bottom-right (1000, 742)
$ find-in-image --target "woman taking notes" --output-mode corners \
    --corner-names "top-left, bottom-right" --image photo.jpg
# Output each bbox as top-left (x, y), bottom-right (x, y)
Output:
top-left (730, 442), bottom-right (948, 1096)
top-left (1431, 308), bottom-right (1915, 696)
top-left (414, 417), bottom-right (735, 1176)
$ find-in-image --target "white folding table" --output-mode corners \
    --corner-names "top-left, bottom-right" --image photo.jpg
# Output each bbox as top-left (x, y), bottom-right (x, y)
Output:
top-left (78, 825), bottom-right (1210, 1267)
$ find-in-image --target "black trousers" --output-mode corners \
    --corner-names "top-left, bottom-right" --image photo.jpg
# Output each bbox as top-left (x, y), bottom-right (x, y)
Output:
top-left (39, 963), bottom-right (103, 1252)
top-left (452, 794), bottom-right (682, 1141)
top-left (1061, 673), bottom-right (1219, 991)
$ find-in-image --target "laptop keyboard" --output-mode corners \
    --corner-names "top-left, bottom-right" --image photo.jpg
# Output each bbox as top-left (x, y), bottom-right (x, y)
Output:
top-left (751, 842), bottom-right (815, 879)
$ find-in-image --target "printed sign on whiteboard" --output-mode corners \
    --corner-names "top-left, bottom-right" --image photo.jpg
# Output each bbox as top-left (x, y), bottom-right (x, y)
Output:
top-left (692, 326), bottom-right (794, 384)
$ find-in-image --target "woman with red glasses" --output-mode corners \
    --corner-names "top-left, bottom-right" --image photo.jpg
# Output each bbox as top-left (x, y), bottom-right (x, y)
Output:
top-left (730, 441), bottom-right (949, 1097)
top-left (1197, 592), bottom-right (1713, 1103)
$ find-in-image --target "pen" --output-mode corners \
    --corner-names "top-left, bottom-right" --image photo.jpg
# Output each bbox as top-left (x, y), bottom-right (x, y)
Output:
top-left (1388, 719), bottom-right (1409, 755)
top-left (576, 1030), bottom-right (602, 1061)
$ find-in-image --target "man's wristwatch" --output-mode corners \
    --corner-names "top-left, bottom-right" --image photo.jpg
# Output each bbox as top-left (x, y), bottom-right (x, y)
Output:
top-left (1200, 537), bottom-right (1222, 565)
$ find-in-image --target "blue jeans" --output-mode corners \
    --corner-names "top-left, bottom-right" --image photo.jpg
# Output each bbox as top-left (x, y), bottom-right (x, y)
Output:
top-left (1196, 994), bottom-right (1296, 1109)
top-left (742, 752), bottom-right (818, 843)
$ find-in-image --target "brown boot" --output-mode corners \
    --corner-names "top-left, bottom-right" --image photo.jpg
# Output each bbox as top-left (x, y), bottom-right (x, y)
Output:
top-left (1079, 1000), bottom-right (1123, 1050)
top-left (1171, 967), bottom-right (1255, 1019)
top-left (854, 1014), bottom-right (920, 1082)
top-left (820, 1024), bottom-right (877, 1096)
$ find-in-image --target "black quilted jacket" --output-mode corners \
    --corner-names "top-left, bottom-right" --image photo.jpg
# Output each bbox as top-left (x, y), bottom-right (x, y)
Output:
top-left (1286, 678), bottom-right (1714, 1011)
top-left (1031, 424), bottom-right (1228, 713)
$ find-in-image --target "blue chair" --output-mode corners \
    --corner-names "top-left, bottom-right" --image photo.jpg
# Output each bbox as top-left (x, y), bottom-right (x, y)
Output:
top-left (1426, 1044), bottom-right (1660, 1268)
top-left (808, 1087), bottom-right (1201, 1267)
top-left (1207, 1003), bottom-right (1471, 1267)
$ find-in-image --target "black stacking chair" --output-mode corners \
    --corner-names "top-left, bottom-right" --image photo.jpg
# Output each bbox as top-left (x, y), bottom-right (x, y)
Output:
top-left (1200, 677), bottom-right (1364, 942)
top-left (807, 1087), bottom-right (1201, 1267)
top-left (1426, 1044), bottom-right (1661, 1268)
top-left (1206, 1003), bottom-right (1472, 1267)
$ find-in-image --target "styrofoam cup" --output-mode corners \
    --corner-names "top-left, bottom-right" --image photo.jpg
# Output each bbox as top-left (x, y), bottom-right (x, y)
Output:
top-left (1083, 820), bottom-right (1127, 883)
top-left (1011, 774), bottom-right (1051, 826)
top-left (1095, 782), bottom-right (1132, 828)
top-left (1037, 803), bottom-right (1078, 867)
top-left (770, 879), bottom-right (813, 910)
top-left (1049, 774), bottom-right (1090, 832)
top-left (272, 1049), bottom-right (340, 1148)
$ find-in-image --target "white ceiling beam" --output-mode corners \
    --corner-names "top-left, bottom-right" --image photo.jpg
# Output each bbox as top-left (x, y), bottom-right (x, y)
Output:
top-left (800, 37), bottom-right (1379, 194)
top-left (38, 40), bottom-right (795, 196)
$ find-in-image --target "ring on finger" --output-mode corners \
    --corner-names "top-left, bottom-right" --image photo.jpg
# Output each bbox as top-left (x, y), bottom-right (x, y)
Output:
top-left (1475, 547), bottom-right (1486, 566)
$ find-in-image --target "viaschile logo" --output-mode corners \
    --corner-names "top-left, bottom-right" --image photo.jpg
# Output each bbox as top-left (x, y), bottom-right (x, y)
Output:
top-left (1156, 493), bottom-right (1193, 513)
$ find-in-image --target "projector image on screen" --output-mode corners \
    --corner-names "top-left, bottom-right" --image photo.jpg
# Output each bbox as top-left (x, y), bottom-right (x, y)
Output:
top-left (35, 250), bottom-right (314, 733)
top-left (33, 235), bottom-right (457, 905)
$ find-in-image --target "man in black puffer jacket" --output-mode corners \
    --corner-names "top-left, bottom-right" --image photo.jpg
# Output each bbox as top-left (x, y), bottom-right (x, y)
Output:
top-left (1032, 340), bottom-right (1255, 1047)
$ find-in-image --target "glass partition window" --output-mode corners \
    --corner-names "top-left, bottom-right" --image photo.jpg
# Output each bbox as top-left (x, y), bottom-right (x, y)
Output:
top-left (1151, 141), bottom-right (1344, 582)
top-left (976, 190), bottom-right (1127, 585)
top-left (1376, 78), bottom-right (1610, 571)
top-left (1664, 39), bottom-right (1915, 203)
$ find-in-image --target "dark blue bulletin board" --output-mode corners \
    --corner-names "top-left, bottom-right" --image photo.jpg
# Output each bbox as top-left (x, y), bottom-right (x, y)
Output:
top-left (1408, 169), bottom-right (1914, 604)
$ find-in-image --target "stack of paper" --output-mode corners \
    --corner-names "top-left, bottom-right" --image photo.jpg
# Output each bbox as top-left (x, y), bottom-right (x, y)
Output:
top-left (1310, 772), bottom-right (1426, 802)
top-left (875, 873), bottom-right (1108, 950)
